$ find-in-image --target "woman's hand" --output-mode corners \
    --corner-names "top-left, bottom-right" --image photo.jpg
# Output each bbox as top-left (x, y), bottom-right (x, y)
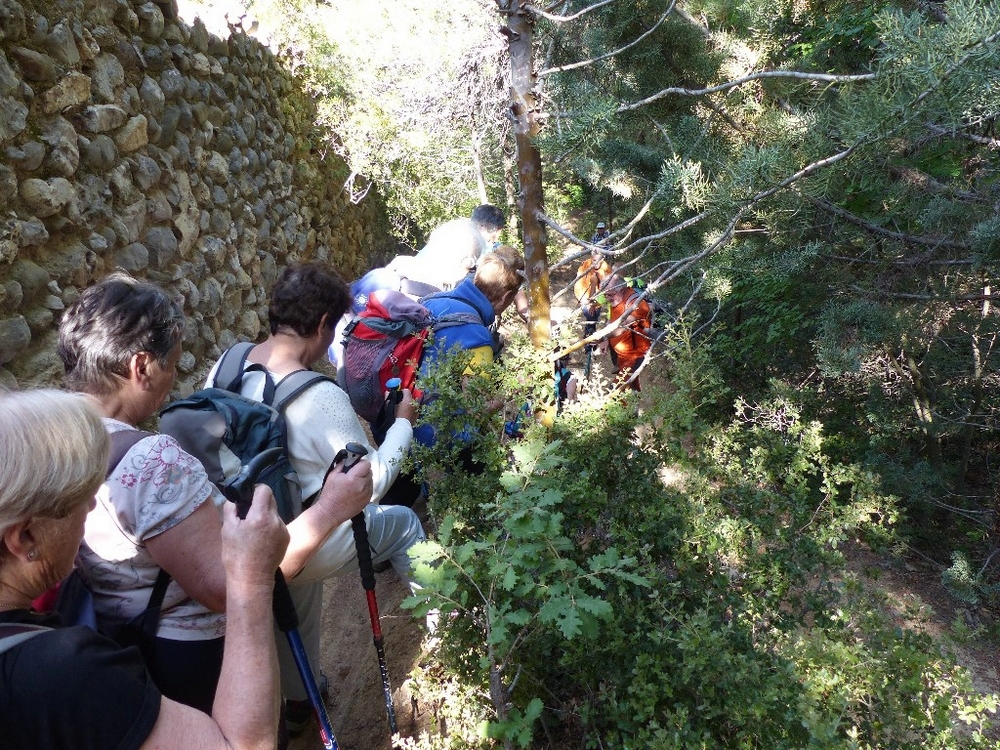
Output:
top-left (316, 456), bottom-right (373, 519)
top-left (397, 388), bottom-right (419, 425)
top-left (220, 485), bottom-right (289, 590)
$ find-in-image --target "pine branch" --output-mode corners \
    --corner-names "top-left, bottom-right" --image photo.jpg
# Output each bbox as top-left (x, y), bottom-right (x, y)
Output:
top-left (617, 70), bottom-right (876, 113)
top-left (537, 2), bottom-right (676, 76)
top-left (907, 27), bottom-right (1000, 112)
top-left (807, 196), bottom-right (970, 250)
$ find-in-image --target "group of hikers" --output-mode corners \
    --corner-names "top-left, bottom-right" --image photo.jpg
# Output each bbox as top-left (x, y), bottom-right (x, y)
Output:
top-left (573, 221), bottom-right (653, 392)
top-left (0, 203), bottom-right (651, 750)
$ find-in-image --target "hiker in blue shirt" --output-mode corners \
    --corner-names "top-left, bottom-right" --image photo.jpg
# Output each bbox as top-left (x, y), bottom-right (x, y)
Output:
top-left (413, 246), bottom-right (525, 453)
top-left (331, 205), bottom-right (507, 380)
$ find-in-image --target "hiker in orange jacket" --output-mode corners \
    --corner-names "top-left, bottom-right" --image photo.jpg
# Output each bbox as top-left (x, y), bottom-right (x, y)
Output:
top-left (574, 246), bottom-right (613, 350)
top-left (599, 275), bottom-right (651, 391)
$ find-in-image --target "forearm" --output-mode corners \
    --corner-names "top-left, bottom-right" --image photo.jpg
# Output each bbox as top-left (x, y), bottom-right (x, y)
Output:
top-left (370, 418), bottom-right (413, 501)
top-left (211, 580), bottom-right (279, 749)
top-left (280, 493), bottom-right (359, 578)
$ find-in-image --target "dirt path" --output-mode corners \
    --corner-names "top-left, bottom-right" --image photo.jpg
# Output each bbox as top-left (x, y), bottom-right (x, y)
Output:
top-left (288, 571), bottom-right (428, 750)
top-left (289, 254), bottom-right (591, 749)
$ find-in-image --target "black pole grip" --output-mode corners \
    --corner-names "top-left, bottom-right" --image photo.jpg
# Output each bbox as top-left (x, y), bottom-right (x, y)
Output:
top-left (352, 513), bottom-right (376, 591)
top-left (271, 568), bottom-right (299, 633)
top-left (340, 442), bottom-right (367, 473)
top-left (219, 448), bottom-right (299, 632)
top-left (221, 446), bottom-right (283, 518)
top-left (342, 442), bottom-right (375, 590)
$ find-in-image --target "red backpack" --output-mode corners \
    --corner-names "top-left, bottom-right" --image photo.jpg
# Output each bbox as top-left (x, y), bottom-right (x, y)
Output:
top-left (341, 290), bottom-right (480, 425)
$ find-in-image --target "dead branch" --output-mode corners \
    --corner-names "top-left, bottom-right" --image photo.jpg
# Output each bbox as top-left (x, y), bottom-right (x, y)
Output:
top-left (538, 2), bottom-right (676, 76)
top-left (617, 70), bottom-right (875, 113)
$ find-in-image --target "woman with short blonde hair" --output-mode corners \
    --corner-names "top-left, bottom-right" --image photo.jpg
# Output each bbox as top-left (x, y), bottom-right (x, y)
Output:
top-left (0, 389), bottom-right (108, 534)
top-left (0, 388), bottom-right (289, 750)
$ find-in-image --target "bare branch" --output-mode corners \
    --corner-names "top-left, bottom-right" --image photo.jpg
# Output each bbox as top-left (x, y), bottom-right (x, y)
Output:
top-left (524, 0), bottom-right (616, 23)
top-left (746, 146), bottom-right (856, 205)
top-left (881, 293), bottom-right (1000, 302)
top-left (554, 212), bottom-right (744, 360)
top-left (926, 122), bottom-right (1000, 149)
top-left (673, 6), bottom-right (710, 38)
top-left (822, 254), bottom-right (976, 266)
top-left (807, 196), bottom-right (969, 250)
top-left (538, 2), bottom-right (676, 76)
top-left (617, 70), bottom-right (876, 113)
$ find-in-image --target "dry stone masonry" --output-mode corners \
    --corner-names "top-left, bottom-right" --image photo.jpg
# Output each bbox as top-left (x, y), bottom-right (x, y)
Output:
top-left (0, 0), bottom-right (392, 394)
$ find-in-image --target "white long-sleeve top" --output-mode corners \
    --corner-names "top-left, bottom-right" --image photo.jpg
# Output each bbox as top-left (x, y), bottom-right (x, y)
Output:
top-left (203, 361), bottom-right (412, 502)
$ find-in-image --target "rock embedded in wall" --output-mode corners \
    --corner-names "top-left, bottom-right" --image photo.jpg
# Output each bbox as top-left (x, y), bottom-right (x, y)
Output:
top-left (0, 0), bottom-right (392, 391)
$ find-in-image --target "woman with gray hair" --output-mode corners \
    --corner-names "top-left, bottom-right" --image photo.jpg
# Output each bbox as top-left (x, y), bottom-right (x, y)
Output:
top-left (59, 272), bottom-right (372, 719)
top-left (57, 273), bottom-right (231, 712)
top-left (0, 388), bottom-right (289, 750)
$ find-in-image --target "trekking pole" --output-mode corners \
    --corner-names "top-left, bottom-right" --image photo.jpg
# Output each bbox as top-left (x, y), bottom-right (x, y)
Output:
top-left (337, 441), bottom-right (399, 737)
top-left (371, 377), bottom-right (403, 446)
top-left (222, 448), bottom-right (340, 750)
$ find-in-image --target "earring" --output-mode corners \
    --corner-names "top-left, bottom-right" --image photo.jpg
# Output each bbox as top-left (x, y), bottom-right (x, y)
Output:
top-left (26, 549), bottom-right (37, 561)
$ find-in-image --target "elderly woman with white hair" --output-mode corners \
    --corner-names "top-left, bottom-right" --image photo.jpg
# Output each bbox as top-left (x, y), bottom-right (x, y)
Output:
top-left (0, 388), bottom-right (288, 750)
top-left (57, 272), bottom-right (372, 714)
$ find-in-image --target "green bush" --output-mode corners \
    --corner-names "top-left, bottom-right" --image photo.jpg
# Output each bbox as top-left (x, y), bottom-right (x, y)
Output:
top-left (401, 340), bottom-right (997, 748)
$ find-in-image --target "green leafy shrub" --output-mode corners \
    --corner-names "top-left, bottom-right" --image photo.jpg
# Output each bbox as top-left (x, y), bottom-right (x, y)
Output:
top-left (401, 340), bottom-right (996, 748)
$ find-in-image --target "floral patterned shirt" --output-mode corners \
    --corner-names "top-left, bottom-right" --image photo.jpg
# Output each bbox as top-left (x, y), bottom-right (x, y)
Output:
top-left (76, 418), bottom-right (226, 641)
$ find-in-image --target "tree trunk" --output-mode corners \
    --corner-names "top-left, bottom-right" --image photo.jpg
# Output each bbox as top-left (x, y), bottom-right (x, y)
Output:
top-left (504, 0), bottom-right (550, 347)
top-left (956, 284), bottom-right (993, 494)
top-left (471, 129), bottom-right (489, 205)
top-left (503, 144), bottom-right (519, 238)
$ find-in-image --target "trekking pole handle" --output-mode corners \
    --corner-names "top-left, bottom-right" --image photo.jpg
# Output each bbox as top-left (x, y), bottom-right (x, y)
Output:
top-left (334, 443), bottom-right (376, 590)
top-left (221, 446), bottom-right (283, 519)
top-left (385, 376), bottom-right (403, 405)
top-left (218, 447), bottom-right (299, 632)
top-left (337, 442), bottom-right (368, 473)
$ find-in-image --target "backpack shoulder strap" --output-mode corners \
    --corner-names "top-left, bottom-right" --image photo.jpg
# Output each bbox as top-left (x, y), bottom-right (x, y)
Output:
top-left (145, 568), bottom-right (172, 611)
top-left (429, 310), bottom-right (485, 331)
top-left (399, 278), bottom-right (440, 299)
top-left (107, 429), bottom-right (154, 476)
top-left (104, 430), bottom-right (172, 611)
top-left (0, 624), bottom-right (51, 656)
top-left (213, 342), bottom-right (256, 392)
top-left (272, 370), bottom-right (335, 414)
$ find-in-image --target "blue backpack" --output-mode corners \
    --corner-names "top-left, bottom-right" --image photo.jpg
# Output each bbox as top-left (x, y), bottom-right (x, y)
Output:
top-left (159, 342), bottom-right (331, 522)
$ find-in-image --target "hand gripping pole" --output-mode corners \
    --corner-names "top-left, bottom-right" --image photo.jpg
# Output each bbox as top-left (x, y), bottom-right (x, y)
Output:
top-left (221, 448), bottom-right (340, 750)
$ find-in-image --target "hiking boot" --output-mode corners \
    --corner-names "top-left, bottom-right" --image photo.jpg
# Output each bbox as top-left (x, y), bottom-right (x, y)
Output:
top-left (283, 673), bottom-right (329, 737)
top-left (284, 698), bottom-right (313, 737)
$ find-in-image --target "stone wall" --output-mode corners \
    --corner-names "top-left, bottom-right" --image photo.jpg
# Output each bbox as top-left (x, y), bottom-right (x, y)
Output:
top-left (0, 0), bottom-right (392, 395)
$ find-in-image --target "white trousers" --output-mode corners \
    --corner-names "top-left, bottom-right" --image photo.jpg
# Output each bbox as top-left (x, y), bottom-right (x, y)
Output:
top-left (276, 502), bottom-right (425, 702)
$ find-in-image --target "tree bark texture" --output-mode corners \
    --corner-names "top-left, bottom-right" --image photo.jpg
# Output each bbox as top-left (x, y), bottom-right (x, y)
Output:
top-left (504, 0), bottom-right (550, 347)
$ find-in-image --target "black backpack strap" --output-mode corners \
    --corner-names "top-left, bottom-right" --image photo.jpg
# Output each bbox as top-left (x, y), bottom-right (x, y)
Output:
top-left (272, 370), bottom-right (334, 413)
top-left (0, 624), bottom-right (50, 655)
top-left (145, 568), bottom-right (172, 611)
top-left (107, 429), bottom-right (154, 476)
top-left (243, 362), bottom-right (278, 405)
top-left (105, 429), bottom-right (172, 624)
top-left (213, 342), bottom-right (256, 392)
